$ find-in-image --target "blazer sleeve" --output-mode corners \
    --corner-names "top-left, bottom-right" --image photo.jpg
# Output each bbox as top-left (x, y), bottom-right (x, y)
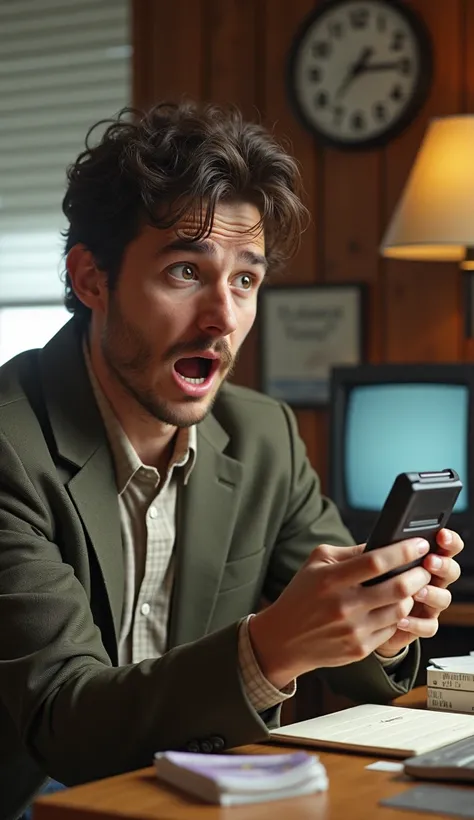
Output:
top-left (0, 433), bottom-right (271, 788)
top-left (261, 402), bottom-right (420, 702)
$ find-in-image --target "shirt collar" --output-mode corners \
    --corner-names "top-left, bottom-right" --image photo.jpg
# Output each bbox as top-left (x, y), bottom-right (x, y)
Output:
top-left (82, 337), bottom-right (197, 494)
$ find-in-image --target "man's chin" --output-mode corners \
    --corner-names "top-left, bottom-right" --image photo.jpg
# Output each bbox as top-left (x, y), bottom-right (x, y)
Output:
top-left (156, 395), bottom-right (217, 428)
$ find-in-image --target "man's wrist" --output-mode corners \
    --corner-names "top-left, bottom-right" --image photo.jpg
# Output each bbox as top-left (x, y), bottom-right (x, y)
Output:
top-left (238, 616), bottom-right (296, 712)
top-left (247, 608), bottom-right (296, 691)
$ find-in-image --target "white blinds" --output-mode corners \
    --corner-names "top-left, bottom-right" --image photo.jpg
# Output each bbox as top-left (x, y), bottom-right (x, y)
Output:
top-left (0, 0), bottom-right (131, 303)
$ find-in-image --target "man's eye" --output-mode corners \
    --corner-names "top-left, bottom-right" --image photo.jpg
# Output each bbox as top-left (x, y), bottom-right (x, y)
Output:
top-left (168, 264), bottom-right (198, 282)
top-left (235, 273), bottom-right (253, 291)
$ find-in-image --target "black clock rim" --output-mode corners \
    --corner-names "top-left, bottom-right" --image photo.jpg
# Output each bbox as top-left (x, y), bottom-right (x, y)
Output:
top-left (285, 0), bottom-right (434, 151)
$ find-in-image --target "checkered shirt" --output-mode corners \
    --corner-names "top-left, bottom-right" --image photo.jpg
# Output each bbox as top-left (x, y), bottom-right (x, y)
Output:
top-left (83, 342), bottom-right (295, 711)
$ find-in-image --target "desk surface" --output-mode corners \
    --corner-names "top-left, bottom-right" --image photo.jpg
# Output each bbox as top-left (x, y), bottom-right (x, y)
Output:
top-left (32, 688), bottom-right (465, 820)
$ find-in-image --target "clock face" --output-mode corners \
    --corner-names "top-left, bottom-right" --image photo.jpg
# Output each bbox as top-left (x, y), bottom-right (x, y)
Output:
top-left (287, 0), bottom-right (433, 149)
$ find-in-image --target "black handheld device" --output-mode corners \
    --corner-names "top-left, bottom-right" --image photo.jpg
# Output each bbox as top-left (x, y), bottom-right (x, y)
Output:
top-left (362, 469), bottom-right (462, 586)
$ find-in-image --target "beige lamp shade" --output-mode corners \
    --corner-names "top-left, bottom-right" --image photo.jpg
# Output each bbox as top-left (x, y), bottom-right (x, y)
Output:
top-left (380, 115), bottom-right (474, 264)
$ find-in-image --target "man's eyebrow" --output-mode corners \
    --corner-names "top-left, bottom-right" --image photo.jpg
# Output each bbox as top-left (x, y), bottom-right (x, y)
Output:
top-left (238, 248), bottom-right (268, 272)
top-left (159, 238), bottom-right (268, 271)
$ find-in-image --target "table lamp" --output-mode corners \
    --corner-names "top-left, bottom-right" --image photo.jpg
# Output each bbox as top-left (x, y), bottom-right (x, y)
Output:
top-left (380, 115), bottom-right (474, 335)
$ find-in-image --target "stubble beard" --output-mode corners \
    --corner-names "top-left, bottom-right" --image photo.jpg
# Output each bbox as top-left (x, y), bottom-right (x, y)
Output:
top-left (100, 299), bottom-right (235, 428)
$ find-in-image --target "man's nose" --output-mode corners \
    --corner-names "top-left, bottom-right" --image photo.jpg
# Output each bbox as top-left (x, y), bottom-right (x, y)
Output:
top-left (197, 285), bottom-right (238, 338)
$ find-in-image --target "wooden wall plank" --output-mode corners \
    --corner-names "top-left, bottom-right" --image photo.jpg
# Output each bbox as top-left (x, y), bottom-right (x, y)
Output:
top-left (461, 0), bottom-right (474, 361)
top-left (203, 0), bottom-right (258, 118)
top-left (382, 0), bottom-right (464, 363)
top-left (132, 0), bottom-right (204, 109)
top-left (131, 0), bottom-right (153, 111)
top-left (323, 150), bottom-right (381, 284)
top-left (263, 0), bottom-right (327, 486)
top-left (464, 0), bottom-right (474, 110)
top-left (264, 0), bottom-right (319, 284)
top-left (322, 143), bottom-right (382, 365)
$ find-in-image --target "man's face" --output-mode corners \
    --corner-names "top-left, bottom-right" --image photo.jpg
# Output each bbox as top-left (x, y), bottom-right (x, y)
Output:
top-left (98, 201), bottom-right (267, 427)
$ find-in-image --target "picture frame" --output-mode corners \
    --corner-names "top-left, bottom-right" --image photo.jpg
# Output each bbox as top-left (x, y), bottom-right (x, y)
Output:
top-left (259, 282), bottom-right (367, 406)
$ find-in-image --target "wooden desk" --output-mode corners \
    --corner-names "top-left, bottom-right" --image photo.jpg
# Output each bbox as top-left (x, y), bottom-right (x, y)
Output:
top-left (33, 749), bottom-right (421, 820)
top-left (34, 686), bottom-right (461, 820)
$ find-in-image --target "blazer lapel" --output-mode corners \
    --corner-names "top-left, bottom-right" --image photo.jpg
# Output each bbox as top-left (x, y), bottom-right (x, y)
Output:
top-left (40, 320), bottom-right (124, 646)
top-left (169, 412), bottom-right (243, 647)
top-left (66, 447), bottom-right (123, 643)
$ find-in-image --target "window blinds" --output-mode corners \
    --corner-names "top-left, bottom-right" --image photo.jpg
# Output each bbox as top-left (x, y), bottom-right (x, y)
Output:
top-left (0, 0), bottom-right (131, 303)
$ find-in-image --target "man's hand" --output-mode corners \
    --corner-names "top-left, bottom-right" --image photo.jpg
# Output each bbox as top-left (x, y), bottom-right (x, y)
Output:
top-left (248, 537), bottom-right (433, 690)
top-left (376, 528), bottom-right (463, 658)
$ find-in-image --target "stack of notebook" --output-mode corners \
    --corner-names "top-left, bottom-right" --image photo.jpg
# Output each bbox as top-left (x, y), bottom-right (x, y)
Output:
top-left (427, 653), bottom-right (474, 714)
top-left (154, 750), bottom-right (328, 805)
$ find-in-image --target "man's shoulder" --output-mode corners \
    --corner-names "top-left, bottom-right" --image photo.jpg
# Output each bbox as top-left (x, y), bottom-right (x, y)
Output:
top-left (213, 382), bottom-right (293, 435)
top-left (0, 349), bottom-right (39, 411)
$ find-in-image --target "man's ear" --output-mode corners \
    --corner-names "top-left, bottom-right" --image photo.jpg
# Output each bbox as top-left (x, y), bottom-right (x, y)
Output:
top-left (66, 245), bottom-right (108, 312)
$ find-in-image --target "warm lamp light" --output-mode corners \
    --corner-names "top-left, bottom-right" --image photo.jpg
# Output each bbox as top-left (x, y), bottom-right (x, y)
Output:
top-left (380, 115), bottom-right (474, 336)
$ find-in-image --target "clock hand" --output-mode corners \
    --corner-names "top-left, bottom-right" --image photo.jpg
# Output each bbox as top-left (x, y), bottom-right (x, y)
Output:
top-left (360, 60), bottom-right (407, 72)
top-left (335, 46), bottom-right (373, 100)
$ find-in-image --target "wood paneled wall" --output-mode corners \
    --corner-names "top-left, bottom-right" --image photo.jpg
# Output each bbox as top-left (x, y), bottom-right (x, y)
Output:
top-left (132, 0), bottom-right (474, 492)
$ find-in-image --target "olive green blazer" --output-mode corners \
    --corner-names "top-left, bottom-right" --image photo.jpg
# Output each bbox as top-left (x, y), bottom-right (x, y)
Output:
top-left (0, 320), bottom-right (418, 820)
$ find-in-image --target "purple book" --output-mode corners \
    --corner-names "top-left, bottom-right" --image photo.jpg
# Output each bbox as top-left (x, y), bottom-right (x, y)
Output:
top-left (154, 750), bottom-right (328, 805)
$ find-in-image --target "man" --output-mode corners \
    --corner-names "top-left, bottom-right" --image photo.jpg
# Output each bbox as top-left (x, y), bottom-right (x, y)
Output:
top-left (0, 102), bottom-right (462, 820)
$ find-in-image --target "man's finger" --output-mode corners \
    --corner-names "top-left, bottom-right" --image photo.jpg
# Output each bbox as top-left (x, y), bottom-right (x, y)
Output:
top-left (309, 542), bottom-right (366, 565)
top-left (396, 615), bottom-right (439, 639)
top-left (327, 538), bottom-right (431, 586)
top-left (370, 597), bottom-right (415, 631)
top-left (364, 565), bottom-right (431, 608)
top-left (413, 584), bottom-right (451, 612)
top-left (421, 554), bottom-right (461, 589)
top-left (435, 528), bottom-right (464, 557)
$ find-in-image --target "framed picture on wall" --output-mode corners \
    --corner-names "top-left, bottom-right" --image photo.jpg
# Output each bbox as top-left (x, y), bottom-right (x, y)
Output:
top-left (259, 283), bottom-right (367, 406)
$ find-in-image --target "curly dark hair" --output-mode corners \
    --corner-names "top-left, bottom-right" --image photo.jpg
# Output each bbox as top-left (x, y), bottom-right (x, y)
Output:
top-left (62, 100), bottom-right (309, 322)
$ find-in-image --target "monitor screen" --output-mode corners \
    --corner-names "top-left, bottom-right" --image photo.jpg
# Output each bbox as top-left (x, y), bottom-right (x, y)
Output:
top-left (345, 383), bottom-right (469, 513)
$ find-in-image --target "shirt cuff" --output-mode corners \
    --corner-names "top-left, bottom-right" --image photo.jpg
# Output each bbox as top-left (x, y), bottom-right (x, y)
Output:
top-left (237, 615), bottom-right (297, 713)
top-left (373, 645), bottom-right (409, 671)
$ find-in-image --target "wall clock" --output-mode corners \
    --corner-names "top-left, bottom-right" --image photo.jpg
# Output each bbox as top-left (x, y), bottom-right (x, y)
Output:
top-left (287, 0), bottom-right (433, 150)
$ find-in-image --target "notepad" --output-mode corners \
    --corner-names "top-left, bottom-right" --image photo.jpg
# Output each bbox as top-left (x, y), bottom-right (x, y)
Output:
top-left (270, 704), bottom-right (474, 758)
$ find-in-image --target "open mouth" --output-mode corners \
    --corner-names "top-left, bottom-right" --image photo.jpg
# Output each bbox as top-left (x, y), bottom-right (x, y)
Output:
top-left (173, 356), bottom-right (217, 386)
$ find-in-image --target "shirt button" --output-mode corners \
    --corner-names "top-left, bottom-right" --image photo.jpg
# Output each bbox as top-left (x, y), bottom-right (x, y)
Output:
top-left (140, 602), bottom-right (150, 616)
top-left (149, 506), bottom-right (158, 519)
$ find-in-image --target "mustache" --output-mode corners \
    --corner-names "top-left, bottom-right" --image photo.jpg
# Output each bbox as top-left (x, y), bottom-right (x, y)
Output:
top-left (166, 337), bottom-right (234, 369)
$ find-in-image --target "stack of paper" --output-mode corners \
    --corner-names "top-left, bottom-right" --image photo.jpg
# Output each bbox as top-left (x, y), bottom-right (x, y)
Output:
top-left (270, 703), bottom-right (474, 757)
top-left (153, 750), bottom-right (328, 805)
top-left (427, 653), bottom-right (474, 714)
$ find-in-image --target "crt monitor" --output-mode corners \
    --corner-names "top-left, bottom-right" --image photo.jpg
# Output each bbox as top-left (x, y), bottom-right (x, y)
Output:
top-left (329, 363), bottom-right (474, 598)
